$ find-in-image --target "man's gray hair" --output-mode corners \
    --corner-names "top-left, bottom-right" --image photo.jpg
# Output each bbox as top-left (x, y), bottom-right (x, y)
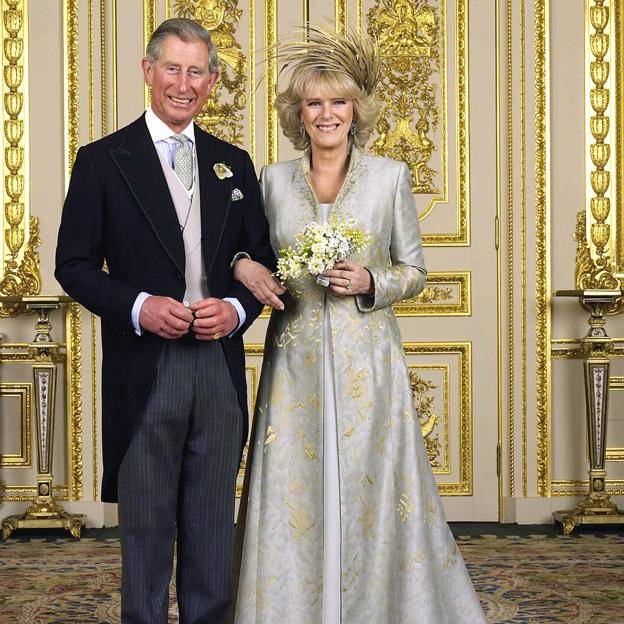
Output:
top-left (145, 18), bottom-right (219, 73)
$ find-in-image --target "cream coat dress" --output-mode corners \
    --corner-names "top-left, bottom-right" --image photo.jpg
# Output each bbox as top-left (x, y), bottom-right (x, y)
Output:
top-left (234, 148), bottom-right (486, 623)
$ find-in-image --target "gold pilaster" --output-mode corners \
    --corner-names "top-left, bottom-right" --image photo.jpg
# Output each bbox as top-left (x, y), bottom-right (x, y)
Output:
top-left (535, 0), bottom-right (551, 497)
top-left (265, 0), bottom-right (277, 164)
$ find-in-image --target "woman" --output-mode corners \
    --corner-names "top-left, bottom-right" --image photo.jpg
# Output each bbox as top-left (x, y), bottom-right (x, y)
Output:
top-left (232, 28), bottom-right (486, 624)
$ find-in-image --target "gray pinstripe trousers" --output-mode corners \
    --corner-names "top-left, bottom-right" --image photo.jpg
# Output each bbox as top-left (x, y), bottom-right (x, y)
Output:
top-left (117, 340), bottom-right (243, 624)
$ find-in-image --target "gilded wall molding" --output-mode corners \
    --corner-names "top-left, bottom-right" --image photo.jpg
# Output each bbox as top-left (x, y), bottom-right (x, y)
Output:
top-left (0, 0), bottom-right (41, 317)
top-left (144, 0), bottom-right (156, 108)
top-left (403, 342), bottom-right (472, 496)
top-left (335, 0), bottom-right (347, 34)
top-left (0, 382), bottom-right (32, 468)
top-left (535, 0), bottom-right (551, 497)
top-left (506, 0), bottom-right (529, 500)
top-left (64, 0), bottom-right (83, 500)
top-left (174, 0), bottom-right (249, 146)
top-left (66, 303), bottom-right (83, 500)
top-left (265, 0), bottom-right (278, 164)
top-left (506, 0), bottom-right (516, 498)
top-left (393, 271), bottom-right (471, 316)
top-left (365, 0), bottom-right (469, 246)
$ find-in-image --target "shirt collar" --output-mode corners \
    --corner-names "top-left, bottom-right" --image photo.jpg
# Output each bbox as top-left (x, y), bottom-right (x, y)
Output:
top-left (145, 106), bottom-right (196, 145)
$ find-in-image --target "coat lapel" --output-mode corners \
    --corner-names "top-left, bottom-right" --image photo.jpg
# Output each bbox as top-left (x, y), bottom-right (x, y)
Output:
top-left (109, 115), bottom-right (185, 276)
top-left (195, 126), bottom-right (233, 273)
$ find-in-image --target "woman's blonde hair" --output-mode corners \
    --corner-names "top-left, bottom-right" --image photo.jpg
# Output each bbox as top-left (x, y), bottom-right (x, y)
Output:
top-left (275, 69), bottom-right (380, 151)
top-left (273, 26), bottom-right (380, 151)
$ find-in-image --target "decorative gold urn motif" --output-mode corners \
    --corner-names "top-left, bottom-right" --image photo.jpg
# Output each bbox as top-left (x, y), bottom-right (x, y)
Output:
top-left (1, 1), bottom-right (41, 316)
top-left (174, 0), bottom-right (247, 145)
top-left (367, 0), bottom-right (440, 194)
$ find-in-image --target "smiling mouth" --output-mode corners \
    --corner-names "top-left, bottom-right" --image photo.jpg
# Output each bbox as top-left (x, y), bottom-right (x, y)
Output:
top-left (170, 96), bottom-right (193, 105)
top-left (316, 123), bottom-right (340, 132)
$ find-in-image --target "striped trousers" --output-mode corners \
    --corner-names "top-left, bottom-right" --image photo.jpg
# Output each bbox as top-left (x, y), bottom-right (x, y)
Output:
top-left (117, 340), bottom-right (243, 624)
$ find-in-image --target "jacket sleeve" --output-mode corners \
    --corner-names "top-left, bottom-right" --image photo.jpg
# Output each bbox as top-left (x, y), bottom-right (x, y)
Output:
top-left (356, 162), bottom-right (427, 312)
top-left (225, 150), bottom-right (277, 333)
top-left (55, 146), bottom-right (139, 331)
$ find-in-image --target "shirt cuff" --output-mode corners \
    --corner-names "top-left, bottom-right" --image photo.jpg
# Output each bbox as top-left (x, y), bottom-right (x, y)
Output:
top-left (132, 292), bottom-right (151, 336)
top-left (223, 297), bottom-right (246, 336)
top-left (230, 251), bottom-right (251, 268)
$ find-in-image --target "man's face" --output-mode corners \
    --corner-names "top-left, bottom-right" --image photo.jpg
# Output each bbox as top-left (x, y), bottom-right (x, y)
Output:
top-left (142, 36), bottom-right (219, 133)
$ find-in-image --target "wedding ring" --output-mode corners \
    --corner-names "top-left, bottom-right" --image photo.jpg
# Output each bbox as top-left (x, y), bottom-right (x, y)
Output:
top-left (213, 331), bottom-right (222, 340)
top-left (346, 279), bottom-right (352, 290)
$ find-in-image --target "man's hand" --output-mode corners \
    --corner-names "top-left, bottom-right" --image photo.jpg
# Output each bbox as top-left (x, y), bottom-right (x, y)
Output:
top-left (233, 258), bottom-right (286, 310)
top-left (191, 298), bottom-right (239, 340)
top-left (139, 296), bottom-right (194, 338)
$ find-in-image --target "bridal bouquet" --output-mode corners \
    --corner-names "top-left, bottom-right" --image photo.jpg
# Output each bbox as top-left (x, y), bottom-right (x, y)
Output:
top-left (276, 215), bottom-right (373, 286)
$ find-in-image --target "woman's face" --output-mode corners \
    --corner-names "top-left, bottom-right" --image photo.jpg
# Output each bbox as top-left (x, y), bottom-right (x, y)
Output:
top-left (300, 88), bottom-right (354, 153)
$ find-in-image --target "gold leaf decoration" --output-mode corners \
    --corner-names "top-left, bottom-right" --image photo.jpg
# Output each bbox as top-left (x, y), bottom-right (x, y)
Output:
top-left (408, 369), bottom-right (441, 466)
top-left (174, 0), bottom-right (247, 145)
top-left (367, 0), bottom-right (440, 194)
top-left (0, 216), bottom-right (41, 317)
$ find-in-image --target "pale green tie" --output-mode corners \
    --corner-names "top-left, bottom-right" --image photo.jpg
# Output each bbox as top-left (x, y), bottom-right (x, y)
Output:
top-left (172, 134), bottom-right (193, 190)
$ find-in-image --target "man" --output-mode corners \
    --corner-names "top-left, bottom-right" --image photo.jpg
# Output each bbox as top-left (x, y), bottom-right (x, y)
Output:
top-left (55, 18), bottom-right (275, 623)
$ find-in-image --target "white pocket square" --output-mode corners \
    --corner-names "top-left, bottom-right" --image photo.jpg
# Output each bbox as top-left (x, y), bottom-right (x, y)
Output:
top-left (231, 188), bottom-right (244, 201)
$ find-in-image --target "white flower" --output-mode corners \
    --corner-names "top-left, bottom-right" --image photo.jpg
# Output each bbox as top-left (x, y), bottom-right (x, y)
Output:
top-left (213, 162), bottom-right (233, 179)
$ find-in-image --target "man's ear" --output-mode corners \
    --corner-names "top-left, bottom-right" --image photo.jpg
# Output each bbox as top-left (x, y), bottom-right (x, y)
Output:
top-left (142, 58), bottom-right (152, 86)
top-left (206, 71), bottom-right (220, 94)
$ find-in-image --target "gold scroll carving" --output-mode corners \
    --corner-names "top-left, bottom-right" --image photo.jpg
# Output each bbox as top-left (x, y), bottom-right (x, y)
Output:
top-left (367, 0), bottom-right (440, 195)
top-left (1, 1), bottom-right (41, 317)
top-left (174, 0), bottom-right (247, 145)
top-left (408, 370), bottom-right (442, 468)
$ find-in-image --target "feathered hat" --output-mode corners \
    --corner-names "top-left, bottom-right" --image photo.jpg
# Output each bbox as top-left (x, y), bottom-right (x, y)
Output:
top-left (275, 25), bottom-right (380, 96)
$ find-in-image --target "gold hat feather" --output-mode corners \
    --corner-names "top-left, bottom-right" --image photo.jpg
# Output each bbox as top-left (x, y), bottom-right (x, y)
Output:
top-left (275, 25), bottom-right (380, 96)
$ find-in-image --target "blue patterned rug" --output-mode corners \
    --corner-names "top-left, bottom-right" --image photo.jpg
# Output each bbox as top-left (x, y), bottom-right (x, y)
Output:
top-left (0, 529), bottom-right (622, 622)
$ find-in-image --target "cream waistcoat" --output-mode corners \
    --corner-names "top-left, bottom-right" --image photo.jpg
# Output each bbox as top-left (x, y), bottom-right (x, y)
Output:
top-left (156, 149), bottom-right (208, 304)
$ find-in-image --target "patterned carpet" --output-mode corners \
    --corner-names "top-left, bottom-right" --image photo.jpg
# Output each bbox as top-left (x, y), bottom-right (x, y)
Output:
top-left (0, 528), bottom-right (623, 623)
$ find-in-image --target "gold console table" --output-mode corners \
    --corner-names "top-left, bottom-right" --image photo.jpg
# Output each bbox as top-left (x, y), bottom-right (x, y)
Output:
top-left (553, 289), bottom-right (624, 535)
top-left (1, 295), bottom-right (85, 539)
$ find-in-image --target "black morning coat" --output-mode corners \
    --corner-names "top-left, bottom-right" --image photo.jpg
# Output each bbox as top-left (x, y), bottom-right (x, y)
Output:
top-left (55, 114), bottom-right (276, 502)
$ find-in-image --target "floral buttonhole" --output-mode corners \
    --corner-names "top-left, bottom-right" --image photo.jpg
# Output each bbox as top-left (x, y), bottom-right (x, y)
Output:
top-left (214, 162), bottom-right (233, 180)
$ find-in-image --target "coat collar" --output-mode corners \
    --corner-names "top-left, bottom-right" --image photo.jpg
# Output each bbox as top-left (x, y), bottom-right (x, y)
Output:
top-left (110, 115), bottom-right (185, 275)
top-left (299, 146), bottom-right (363, 220)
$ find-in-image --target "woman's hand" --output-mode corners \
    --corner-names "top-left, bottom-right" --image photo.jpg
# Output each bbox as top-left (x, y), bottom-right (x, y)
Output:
top-left (233, 258), bottom-right (286, 310)
top-left (323, 261), bottom-right (374, 297)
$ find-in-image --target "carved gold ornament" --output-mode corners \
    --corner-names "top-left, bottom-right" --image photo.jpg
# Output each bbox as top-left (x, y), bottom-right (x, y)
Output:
top-left (367, 0), bottom-right (440, 194)
top-left (1, 1), bottom-right (41, 316)
top-left (408, 369), bottom-right (441, 467)
top-left (575, 0), bottom-right (622, 308)
top-left (174, 0), bottom-right (247, 145)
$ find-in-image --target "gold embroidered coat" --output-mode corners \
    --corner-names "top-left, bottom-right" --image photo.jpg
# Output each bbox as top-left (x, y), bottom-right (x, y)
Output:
top-left (235, 149), bottom-right (486, 623)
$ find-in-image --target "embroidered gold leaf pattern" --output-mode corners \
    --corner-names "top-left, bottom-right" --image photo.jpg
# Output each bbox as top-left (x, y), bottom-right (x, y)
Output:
top-left (397, 493), bottom-right (414, 522)
top-left (359, 497), bottom-right (375, 538)
top-left (287, 506), bottom-right (315, 541)
top-left (304, 443), bottom-right (317, 460)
